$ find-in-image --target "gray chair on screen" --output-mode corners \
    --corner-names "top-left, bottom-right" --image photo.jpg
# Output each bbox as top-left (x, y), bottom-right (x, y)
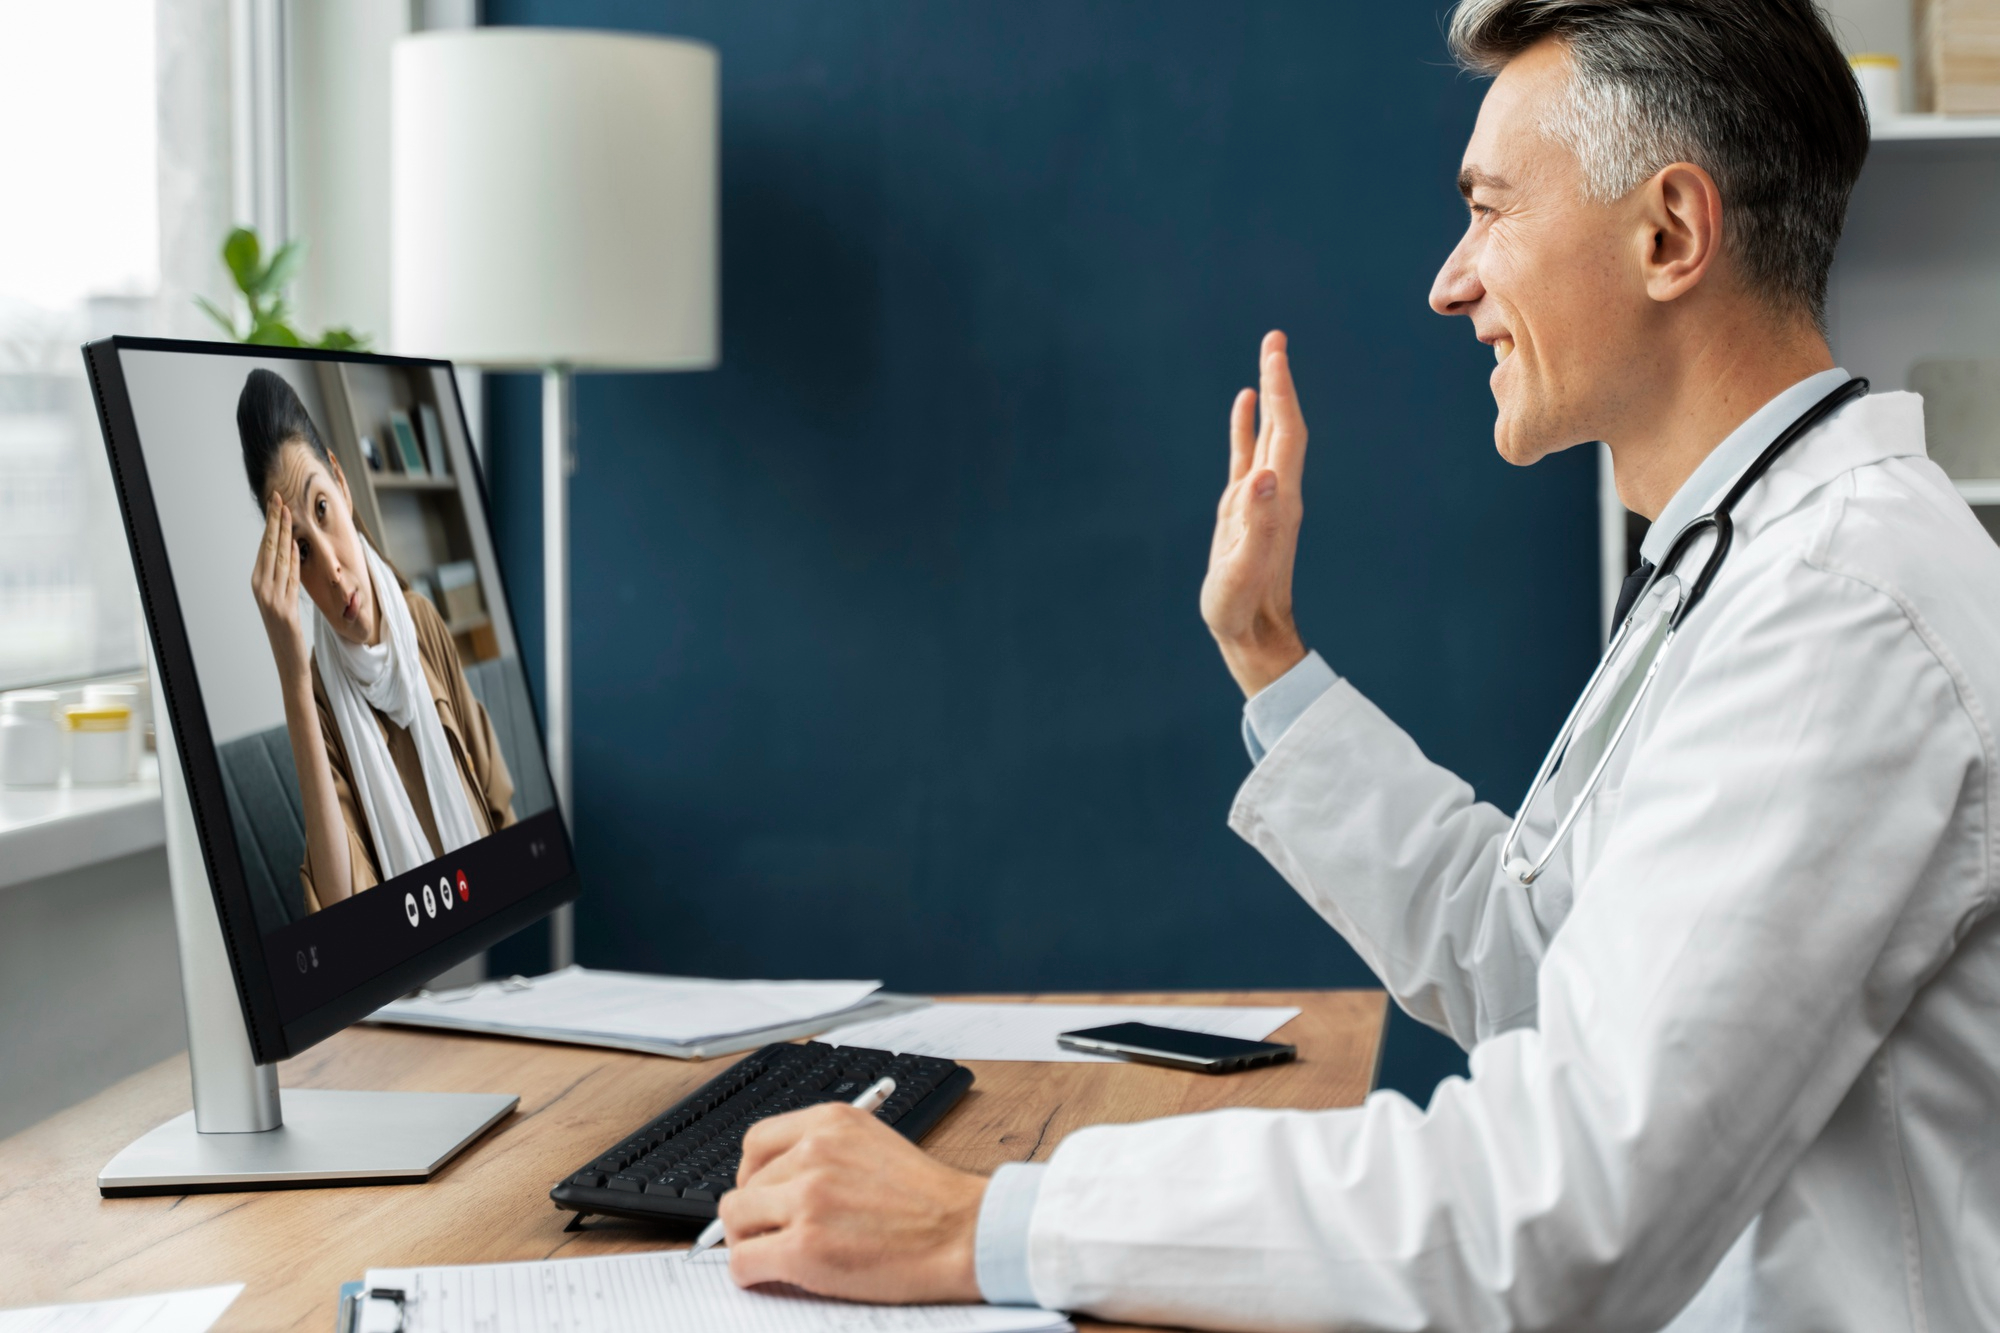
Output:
top-left (215, 726), bottom-right (310, 933)
top-left (460, 655), bottom-right (555, 820)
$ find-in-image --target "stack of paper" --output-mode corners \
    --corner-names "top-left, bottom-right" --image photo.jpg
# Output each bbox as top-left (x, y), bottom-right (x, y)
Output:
top-left (821, 1002), bottom-right (1301, 1062)
top-left (0, 1285), bottom-right (241, 1333)
top-left (351, 1250), bottom-right (1069, 1333)
top-left (368, 967), bottom-right (928, 1059)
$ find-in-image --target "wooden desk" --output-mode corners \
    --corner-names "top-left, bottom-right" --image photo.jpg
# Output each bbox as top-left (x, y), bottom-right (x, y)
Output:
top-left (1, 991), bottom-right (1385, 1331)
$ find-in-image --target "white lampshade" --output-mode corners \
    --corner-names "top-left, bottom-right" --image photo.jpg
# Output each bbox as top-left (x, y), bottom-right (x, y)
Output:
top-left (390, 28), bottom-right (718, 370)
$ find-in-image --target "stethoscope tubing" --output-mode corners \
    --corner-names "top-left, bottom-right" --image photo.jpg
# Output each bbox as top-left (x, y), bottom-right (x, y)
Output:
top-left (1498, 376), bottom-right (1870, 886)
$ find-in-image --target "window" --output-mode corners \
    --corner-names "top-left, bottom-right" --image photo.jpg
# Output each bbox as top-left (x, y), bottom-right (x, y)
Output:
top-left (0, 0), bottom-right (156, 690)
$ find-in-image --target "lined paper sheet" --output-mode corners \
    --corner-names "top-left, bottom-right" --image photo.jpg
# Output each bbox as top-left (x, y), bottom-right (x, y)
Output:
top-left (360, 1250), bottom-right (1069, 1333)
top-left (820, 1003), bottom-right (1300, 1062)
top-left (0, 1284), bottom-right (241, 1333)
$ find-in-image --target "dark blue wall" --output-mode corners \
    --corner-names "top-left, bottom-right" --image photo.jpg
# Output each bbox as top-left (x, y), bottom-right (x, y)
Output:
top-left (482, 0), bottom-right (1601, 1102)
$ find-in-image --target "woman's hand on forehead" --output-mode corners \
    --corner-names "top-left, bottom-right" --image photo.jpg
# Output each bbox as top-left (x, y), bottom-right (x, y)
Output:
top-left (264, 488), bottom-right (300, 543)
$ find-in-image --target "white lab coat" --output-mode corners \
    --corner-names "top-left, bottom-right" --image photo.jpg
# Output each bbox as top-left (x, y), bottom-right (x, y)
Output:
top-left (1022, 392), bottom-right (2000, 1331)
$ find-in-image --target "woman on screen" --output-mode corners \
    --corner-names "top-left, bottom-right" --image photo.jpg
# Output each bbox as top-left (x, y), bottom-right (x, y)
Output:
top-left (239, 368), bottom-right (516, 912)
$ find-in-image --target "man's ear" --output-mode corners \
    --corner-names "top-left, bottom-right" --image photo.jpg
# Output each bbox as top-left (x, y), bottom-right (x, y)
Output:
top-left (1638, 161), bottom-right (1724, 304)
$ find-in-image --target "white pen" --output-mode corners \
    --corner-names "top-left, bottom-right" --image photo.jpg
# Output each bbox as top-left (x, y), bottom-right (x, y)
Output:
top-left (686, 1074), bottom-right (897, 1257)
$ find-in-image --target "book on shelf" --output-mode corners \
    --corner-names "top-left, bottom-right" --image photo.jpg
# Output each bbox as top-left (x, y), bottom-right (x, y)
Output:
top-left (1917, 0), bottom-right (2000, 115)
top-left (435, 559), bottom-right (484, 627)
top-left (418, 402), bottom-right (450, 476)
top-left (389, 410), bottom-right (427, 476)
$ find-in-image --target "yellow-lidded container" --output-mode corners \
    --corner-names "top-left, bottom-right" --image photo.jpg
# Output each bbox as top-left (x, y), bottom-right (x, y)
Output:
top-left (64, 704), bottom-right (134, 784)
top-left (63, 706), bottom-right (132, 732)
top-left (1849, 53), bottom-right (1902, 125)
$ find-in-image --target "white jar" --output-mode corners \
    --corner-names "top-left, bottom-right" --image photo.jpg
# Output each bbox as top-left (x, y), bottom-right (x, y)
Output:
top-left (66, 704), bottom-right (135, 785)
top-left (82, 683), bottom-right (142, 779)
top-left (1850, 54), bottom-right (1900, 127)
top-left (0, 691), bottom-right (63, 788)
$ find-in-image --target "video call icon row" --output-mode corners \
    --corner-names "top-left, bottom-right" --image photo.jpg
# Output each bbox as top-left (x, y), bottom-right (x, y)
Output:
top-left (405, 871), bottom-right (471, 928)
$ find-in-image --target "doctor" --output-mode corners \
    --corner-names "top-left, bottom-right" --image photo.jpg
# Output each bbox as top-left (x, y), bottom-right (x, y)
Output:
top-left (720, 1), bottom-right (2000, 1328)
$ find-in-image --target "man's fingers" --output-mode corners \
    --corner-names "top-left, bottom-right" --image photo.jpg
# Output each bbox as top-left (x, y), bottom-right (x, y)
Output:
top-left (1227, 388), bottom-right (1257, 483)
top-left (728, 1223), bottom-right (807, 1291)
top-left (1260, 333), bottom-right (1309, 486)
top-left (1251, 331), bottom-right (1287, 472)
top-left (738, 1104), bottom-right (847, 1185)
top-left (737, 1114), bottom-right (812, 1185)
top-left (717, 1176), bottom-right (797, 1246)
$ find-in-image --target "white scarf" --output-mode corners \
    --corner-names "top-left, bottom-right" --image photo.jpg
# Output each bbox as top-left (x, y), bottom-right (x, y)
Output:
top-left (313, 539), bottom-right (482, 879)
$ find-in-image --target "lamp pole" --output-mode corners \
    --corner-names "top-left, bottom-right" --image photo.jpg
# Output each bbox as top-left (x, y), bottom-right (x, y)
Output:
top-left (543, 366), bottom-right (575, 971)
top-left (391, 29), bottom-right (720, 979)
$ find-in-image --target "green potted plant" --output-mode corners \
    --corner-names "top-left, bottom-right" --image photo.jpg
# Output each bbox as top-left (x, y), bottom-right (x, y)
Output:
top-left (198, 226), bottom-right (370, 350)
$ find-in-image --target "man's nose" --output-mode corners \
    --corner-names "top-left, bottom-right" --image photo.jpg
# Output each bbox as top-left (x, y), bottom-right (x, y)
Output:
top-left (1429, 231), bottom-right (1482, 317)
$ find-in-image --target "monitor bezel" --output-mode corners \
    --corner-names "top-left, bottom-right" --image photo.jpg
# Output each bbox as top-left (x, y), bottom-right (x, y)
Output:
top-left (83, 335), bottom-right (580, 1062)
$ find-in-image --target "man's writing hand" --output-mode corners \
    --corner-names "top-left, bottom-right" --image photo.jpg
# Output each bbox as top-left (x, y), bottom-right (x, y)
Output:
top-left (720, 1103), bottom-right (987, 1305)
top-left (1200, 330), bottom-right (1310, 698)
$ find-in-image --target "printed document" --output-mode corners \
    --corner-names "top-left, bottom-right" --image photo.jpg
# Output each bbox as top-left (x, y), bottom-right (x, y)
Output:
top-left (821, 1002), bottom-right (1300, 1062)
top-left (0, 1284), bottom-right (241, 1333)
top-left (369, 967), bottom-right (913, 1057)
top-left (358, 1249), bottom-right (1069, 1333)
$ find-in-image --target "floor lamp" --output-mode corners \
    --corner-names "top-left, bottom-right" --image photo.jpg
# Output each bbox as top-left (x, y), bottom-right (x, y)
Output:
top-left (390, 28), bottom-right (719, 970)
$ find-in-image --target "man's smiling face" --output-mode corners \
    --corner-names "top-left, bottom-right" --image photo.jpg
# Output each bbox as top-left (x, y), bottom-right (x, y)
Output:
top-left (1429, 39), bottom-right (1655, 466)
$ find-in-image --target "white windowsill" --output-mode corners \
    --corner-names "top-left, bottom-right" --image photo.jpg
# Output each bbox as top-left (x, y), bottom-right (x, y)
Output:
top-left (0, 753), bottom-right (165, 890)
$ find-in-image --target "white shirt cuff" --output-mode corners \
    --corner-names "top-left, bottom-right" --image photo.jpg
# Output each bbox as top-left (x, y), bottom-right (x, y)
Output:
top-left (973, 1161), bottom-right (1049, 1306)
top-left (1242, 650), bottom-right (1337, 763)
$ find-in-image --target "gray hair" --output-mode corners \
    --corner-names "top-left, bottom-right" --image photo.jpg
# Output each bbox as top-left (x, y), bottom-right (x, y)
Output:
top-left (1448, 0), bottom-right (1867, 330)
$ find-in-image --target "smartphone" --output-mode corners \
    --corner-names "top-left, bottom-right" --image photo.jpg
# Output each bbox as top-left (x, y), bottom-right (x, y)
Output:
top-left (1056, 1021), bottom-right (1297, 1074)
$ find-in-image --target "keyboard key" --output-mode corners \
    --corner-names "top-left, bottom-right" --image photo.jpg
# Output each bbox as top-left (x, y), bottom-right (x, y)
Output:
top-left (608, 1174), bottom-right (646, 1192)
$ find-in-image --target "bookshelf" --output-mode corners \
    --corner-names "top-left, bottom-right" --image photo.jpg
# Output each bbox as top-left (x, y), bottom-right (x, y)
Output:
top-left (310, 361), bottom-right (516, 667)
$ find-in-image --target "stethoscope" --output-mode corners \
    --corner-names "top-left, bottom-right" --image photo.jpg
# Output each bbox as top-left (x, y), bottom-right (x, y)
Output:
top-left (1498, 376), bottom-right (1870, 886)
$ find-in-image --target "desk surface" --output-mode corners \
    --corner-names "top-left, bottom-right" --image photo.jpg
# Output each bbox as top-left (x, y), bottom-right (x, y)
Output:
top-left (1, 990), bottom-right (1385, 1332)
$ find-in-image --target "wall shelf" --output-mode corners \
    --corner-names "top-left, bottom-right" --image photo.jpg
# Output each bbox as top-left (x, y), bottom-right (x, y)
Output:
top-left (1872, 114), bottom-right (2000, 143)
top-left (0, 755), bottom-right (162, 891)
top-left (369, 473), bottom-right (458, 492)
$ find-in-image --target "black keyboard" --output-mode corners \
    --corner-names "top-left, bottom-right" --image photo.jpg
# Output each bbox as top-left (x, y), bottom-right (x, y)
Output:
top-left (550, 1040), bottom-right (973, 1225)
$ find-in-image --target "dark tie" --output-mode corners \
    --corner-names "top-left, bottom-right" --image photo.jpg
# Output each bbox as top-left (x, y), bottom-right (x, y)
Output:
top-left (1611, 558), bottom-right (1656, 634)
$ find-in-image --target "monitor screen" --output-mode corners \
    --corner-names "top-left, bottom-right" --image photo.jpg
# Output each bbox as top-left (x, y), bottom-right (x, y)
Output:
top-left (88, 339), bottom-right (576, 1058)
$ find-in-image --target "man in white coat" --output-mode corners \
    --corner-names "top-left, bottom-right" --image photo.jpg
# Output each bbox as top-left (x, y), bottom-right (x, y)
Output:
top-left (719, 1), bottom-right (2000, 1328)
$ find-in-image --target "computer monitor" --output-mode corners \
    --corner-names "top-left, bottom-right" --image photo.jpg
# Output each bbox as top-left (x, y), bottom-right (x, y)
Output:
top-left (85, 337), bottom-right (578, 1191)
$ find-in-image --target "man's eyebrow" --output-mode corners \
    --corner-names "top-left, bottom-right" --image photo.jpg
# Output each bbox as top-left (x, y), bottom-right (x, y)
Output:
top-left (1457, 167), bottom-right (1509, 199)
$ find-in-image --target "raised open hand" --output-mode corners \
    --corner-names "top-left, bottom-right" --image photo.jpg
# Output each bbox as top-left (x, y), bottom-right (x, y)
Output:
top-left (1200, 330), bottom-right (1310, 697)
top-left (250, 490), bottom-right (311, 691)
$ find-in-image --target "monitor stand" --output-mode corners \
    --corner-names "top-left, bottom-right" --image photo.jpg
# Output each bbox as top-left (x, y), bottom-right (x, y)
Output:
top-left (99, 668), bottom-right (517, 1196)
